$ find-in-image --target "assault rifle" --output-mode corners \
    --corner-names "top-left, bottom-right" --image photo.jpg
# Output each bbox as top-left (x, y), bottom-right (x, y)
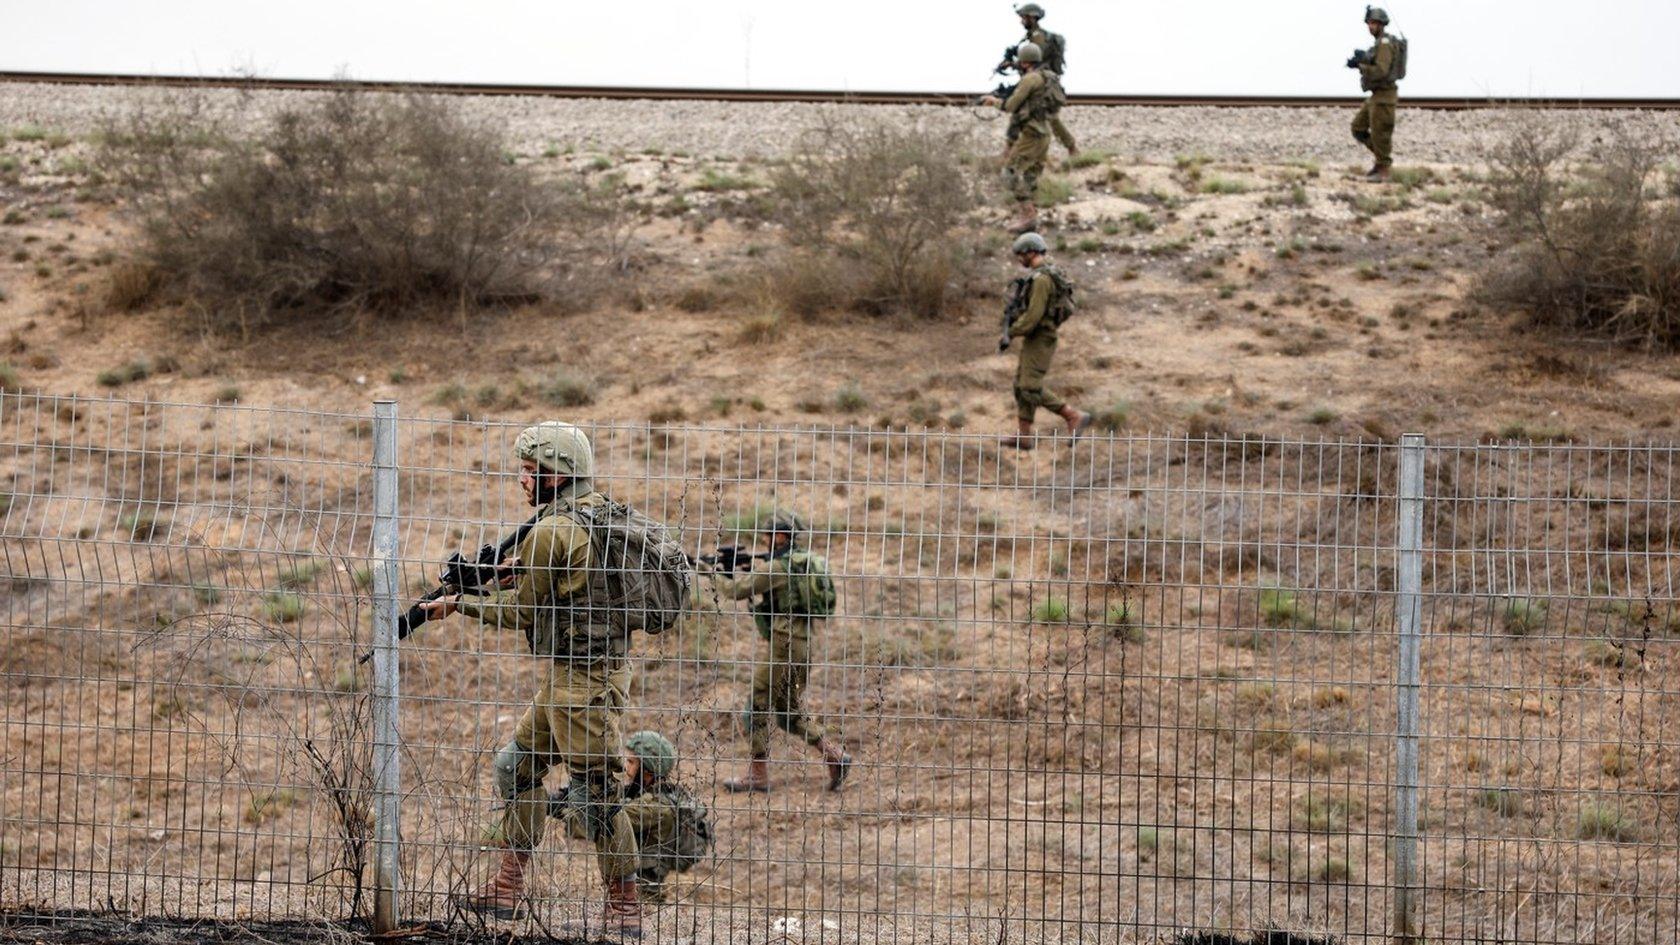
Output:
top-left (357, 512), bottom-right (542, 664)
top-left (697, 545), bottom-right (768, 575)
top-left (1346, 48), bottom-right (1370, 69)
top-left (999, 274), bottom-right (1033, 352)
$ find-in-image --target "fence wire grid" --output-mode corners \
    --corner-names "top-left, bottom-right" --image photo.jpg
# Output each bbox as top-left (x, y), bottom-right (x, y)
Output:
top-left (0, 392), bottom-right (1676, 944)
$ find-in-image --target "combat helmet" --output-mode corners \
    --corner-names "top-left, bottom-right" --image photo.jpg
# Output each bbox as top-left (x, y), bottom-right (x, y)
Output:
top-left (763, 511), bottom-right (808, 546)
top-left (1013, 231), bottom-right (1049, 255)
top-left (1015, 41), bottom-right (1044, 64)
top-left (1015, 3), bottom-right (1045, 18)
top-left (513, 421), bottom-right (595, 483)
top-left (626, 730), bottom-right (677, 780)
top-left (1364, 6), bottom-right (1390, 24)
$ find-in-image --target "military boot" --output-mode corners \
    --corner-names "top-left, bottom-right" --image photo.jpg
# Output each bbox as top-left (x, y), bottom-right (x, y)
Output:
top-left (1059, 405), bottom-right (1094, 439)
top-left (457, 848), bottom-right (529, 919)
top-left (561, 879), bottom-right (644, 940)
top-left (818, 739), bottom-right (853, 791)
top-left (602, 878), bottom-right (644, 939)
top-left (1010, 203), bottom-right (1040, 235)
top-left (723, 757), bottom-right (771, 793)
top-left (999, 421), bottom-right (1036, 451)
top-left (1365, 165), bottom-right (1392, 183)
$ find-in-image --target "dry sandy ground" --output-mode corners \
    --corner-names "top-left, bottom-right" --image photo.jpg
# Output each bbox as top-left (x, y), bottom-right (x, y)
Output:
top-left (1, 105), bottom-right (1678, 945)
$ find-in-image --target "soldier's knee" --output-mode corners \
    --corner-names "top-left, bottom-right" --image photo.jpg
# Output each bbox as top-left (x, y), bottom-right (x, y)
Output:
top-left (492, 740), bottom-right (544, 803)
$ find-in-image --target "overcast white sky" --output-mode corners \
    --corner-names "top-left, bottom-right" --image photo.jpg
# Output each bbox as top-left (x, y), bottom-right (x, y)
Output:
top-left (6, 1), bottom-right (1678, 98)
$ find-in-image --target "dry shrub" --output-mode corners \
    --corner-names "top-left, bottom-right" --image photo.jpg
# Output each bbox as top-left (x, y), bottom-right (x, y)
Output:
top-left (765, 117), bottom-right (984, 318)
top-left (103, 87), bottom-right (632, 333)
top-left (1480, 117), bottom-right (1680, 349)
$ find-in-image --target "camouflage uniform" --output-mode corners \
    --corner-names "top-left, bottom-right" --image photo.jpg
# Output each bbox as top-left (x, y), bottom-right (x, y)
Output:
top-left (457, 489), bottom-right (639, 885)
top-left (1352, 33), bottom-right (1400, 170)
top-left (712, 554), bottom-right (832, 757)
top-left (1024, 25), bottom-right (1078, 154)
top-left (1001, 69), bottom-right (1059, 204)
top-left (561, 732), bottom-right (690, 901)
top-left (1008, 265), bottom-right (1070, 422)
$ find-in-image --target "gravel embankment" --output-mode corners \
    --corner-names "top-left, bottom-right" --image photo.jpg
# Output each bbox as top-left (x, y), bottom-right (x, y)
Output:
top-left (3, 81), bottom-right (1677, 164)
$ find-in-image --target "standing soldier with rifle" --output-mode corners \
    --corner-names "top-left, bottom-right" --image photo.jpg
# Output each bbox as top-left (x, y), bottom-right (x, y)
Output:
top-left (981, 41), bottom-right (1067, 234)
top-left (997, 232), bottom-right (1091, 450)
top-left (416, 421), bottom-right (690, 938)
top-left (698, 513), bottom-right (852, 794)
top-left (1000, 3), bottom-right (1078, 159)
top-left (1348, 6), bottom-right (1406, 183)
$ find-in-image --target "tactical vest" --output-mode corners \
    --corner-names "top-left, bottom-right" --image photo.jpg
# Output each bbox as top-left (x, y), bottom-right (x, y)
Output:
top-left (634, 782), bottom-right (714, 882)
top-left (1361, 35), bottom-right (1403, 92)
top-left (751, 549), bottom-right (837, 634)
top-left (525, 494), bottom-right (691, 660)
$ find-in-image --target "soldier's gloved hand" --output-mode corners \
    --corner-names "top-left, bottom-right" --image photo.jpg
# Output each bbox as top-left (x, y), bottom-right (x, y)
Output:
top-left (998, 335), bottom-right (1012, 353)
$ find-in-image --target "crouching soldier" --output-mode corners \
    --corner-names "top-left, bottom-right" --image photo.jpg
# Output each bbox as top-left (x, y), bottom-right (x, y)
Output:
top-left (557, 730), bottom-right (715, 903)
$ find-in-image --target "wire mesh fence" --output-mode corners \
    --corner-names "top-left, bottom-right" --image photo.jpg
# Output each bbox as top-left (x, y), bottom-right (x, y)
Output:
top-left (1, 391), bottom-right (1676, 944)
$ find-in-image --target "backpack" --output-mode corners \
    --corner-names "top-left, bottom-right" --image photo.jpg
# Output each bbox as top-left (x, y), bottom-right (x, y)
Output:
top-left (1026, 71), bottom-right (1067, 123)
top-left (640, 782), bottom-right (714, 879)
top-left (1039, 264), bottom-right (1077, 326)
top-left (1034, 29), bottom-right (1068, 76)
top-left (569, 500), bottom-right (692, 635)
top-left (783, 550), bottom-right (837, 618)
top-left (1389, 34), bottom-right (1408, 82)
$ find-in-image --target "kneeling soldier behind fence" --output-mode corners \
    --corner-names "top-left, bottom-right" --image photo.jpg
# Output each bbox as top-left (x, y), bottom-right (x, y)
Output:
top-left (555, 730), bottom-right (715, 903)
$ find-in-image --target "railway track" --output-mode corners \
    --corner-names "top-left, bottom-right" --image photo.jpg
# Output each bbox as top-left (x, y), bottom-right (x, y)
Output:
top-left (3, 71), bottom-right (1679, 111)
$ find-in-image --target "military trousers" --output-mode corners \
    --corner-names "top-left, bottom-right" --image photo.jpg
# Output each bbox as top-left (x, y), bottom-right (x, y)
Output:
top-left (502, 658), bottom-right (638, 882)
top-left (1352, 90), bottom-right (1399, 169)
top-left (1014, 332), bottom-right (1067, 422)
top-left (1004, 127), bottom-right (1052, 203)
top-left (744, 623), bottom-right (829, 757)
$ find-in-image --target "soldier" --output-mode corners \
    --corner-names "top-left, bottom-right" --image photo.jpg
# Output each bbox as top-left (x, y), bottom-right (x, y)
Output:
top-left (418, 422), bottom-right (644, 936)
top-left (981, 42), bottom-right (1066, 234)
top-left (556, 730), bottom-right (714, 904)
top-left (1349, 6), bottom-right (1402, 182)
top-left (998, 232), bottom-right (1091, 449)
top-left (699, 513), bottom-right (852, 793)
top-left (1007, 3), bottom-right (1079, 158)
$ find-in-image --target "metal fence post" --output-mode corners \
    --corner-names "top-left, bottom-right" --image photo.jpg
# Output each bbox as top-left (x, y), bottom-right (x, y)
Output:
top-left (370, 401), bottom-right (403, 933)
top-left (1393, 434), bottom-right (1425, 943)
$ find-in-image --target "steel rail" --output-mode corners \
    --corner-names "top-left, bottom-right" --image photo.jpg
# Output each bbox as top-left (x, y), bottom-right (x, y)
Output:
top-left (3, 70), bottom-right (1679, 110)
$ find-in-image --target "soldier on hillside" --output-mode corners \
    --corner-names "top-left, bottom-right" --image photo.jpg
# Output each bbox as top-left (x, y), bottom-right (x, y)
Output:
top-left (418, 422), bottom-right (647, 936)
top-left (698, 513), bottom-right (852, 794)
top-left (556, 730), bottom-right (714, 904)
top-left (997, 232), bottom-right (1091, 449)
top-left (1003, 3), bottom-right (1079, 157)
top-left (981, 42), bottom-right (1067, 233)
top-left (1348, 6), bottom-right (1403, 182)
